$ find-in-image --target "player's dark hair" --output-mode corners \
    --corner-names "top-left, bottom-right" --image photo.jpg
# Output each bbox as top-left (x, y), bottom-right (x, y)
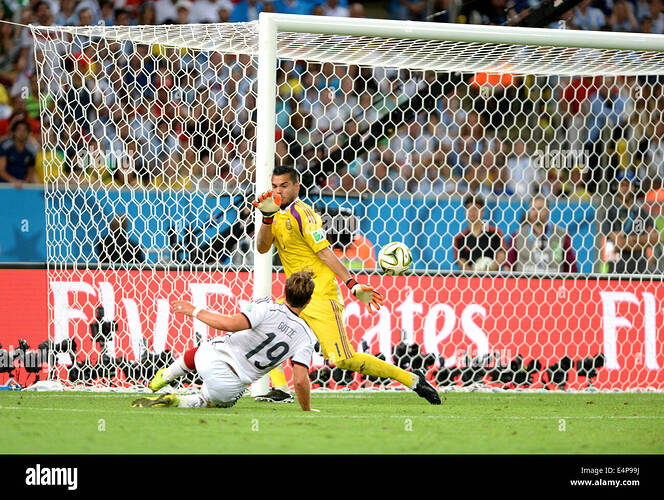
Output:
top-left (272, 165), bottom-right (299, 184)
top-left (285, 270), bottom-right (315, 309)
top-left (463, 194), bottom-right (485, 208)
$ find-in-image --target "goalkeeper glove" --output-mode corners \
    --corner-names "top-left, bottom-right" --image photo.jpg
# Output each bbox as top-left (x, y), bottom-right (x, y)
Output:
top-left (345, 278), bottom-right (383, 311)
top-left (252, 190), bottom-right (282, 224)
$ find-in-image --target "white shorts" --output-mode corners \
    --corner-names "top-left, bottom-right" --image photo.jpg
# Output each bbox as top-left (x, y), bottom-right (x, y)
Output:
top-left (194, 341), bottom-right (249, 408)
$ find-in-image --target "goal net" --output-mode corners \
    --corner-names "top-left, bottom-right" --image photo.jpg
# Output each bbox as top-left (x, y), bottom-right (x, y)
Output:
top-left (33, 15), bottom-right (664, 393)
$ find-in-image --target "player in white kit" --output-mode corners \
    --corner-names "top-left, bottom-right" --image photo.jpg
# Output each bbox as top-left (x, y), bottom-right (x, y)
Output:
top-left (131, 271), bottom-right (319, 411)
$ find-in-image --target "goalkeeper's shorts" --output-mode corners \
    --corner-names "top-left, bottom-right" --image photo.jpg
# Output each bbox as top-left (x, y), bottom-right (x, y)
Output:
top-left (300, 298), bottom-right (354, 364)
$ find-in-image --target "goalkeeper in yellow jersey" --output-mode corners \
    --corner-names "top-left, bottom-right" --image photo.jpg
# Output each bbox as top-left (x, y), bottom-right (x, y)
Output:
top-left (252, 165), bottom-right (441, 405)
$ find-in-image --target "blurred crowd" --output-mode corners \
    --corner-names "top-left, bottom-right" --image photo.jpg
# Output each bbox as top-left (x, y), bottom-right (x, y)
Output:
top-left (0, 0), bottom-right (662, 274)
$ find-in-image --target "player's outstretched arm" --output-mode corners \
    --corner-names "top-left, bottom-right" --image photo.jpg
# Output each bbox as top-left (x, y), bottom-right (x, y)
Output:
top-left (316, 247), bottom-right (383, 311)
top-left (292, 362), bottom-right (318, 412)
top-left (171, 300), bottom-right (250, 332)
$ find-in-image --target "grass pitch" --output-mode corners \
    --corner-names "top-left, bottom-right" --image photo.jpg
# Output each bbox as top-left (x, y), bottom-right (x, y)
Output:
top-left (1, 391), bottom-right (663, 454)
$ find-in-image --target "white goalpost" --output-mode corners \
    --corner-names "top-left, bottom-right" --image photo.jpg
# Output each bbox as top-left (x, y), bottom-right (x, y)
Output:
top-left (32, 14), bottom-right (664, 393)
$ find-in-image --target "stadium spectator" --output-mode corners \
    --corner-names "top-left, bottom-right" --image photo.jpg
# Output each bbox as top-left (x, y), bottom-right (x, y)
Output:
top-left (187, 0), bottom-right (226, 22)
top-left (191, 153), bottom-right (233, 192)
top-left (0, 118), bottom-right (37, 187)
top-left (566, 167), bottom-right (592, 201)
top-left (454, 194), bottom-right (506, 272)
top-left (584, 76), bottom-right (628, 189)
top-left (0, 17), bottom-right (21, 87)
top-left (34, 129), bottom-right (65, 184)
top-left (389, 0), bottom-right (425, 21)
top-left (461, 156), bottom-right (492, 197)
top-left (461, 0), bottom-right (509, 25)
top-left (647, 0), bottom-right (664, 33)
top-left (489, 159), bottom-right (515, 196)
top-left (601, 170), bottom-right (659, 273)
top-left (506, 139), bottom-right (538, 197)
top-left (644, 178), bottom-right (664, 272)
top-left (608, 0), bottom-right (639, 31)
top-left (99, 1), bottom-right (116, 26)
top-left (506, 194), bottom-right (579, 273)
top-left (16, 1), bottom-right (56, 82)
top-left (230, 0), bottom-right (265, 22)
top-left (113, 7), bottom-right (132, 26)
top-left (273, 0), bottom-right (309, 15)
top-left (322, 160), bottom-right (367, 196)
top-left (136, 2), bottom-right (157, 25)
top-left (155, 0), bottom-right (180, 24)
top-left (321, 0), bottom-right (350, 17)
top-left (349, 2), bottom-right (365, 17)
top-left (56, 0), bottom-right (79, 26)
top-left (113, 168), bottom-right (141, 188)
top-left (96, 214), bottom-right (146, 264)
top-left (643, 121), bottom-right (664, 181)
top-left (539, 168), bottom-right (568, 199)
top-left (175, 0), bottom-right (191, 24)
top-left (573, 0), bottom-right (607, 30)
top-left (640, 14), bottom-right (654, 32)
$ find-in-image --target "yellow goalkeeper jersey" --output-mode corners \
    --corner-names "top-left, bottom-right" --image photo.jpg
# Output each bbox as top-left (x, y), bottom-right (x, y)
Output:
top-left (272, 199), bottom-right (342, 304)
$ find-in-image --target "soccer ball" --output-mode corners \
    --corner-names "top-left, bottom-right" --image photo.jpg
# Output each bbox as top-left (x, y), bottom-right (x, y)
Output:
top-left (377, 242), bottom-right (412, 276)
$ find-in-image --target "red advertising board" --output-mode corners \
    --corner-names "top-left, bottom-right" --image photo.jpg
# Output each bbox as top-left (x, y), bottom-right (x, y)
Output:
top-left (1, 268), bottom-right (662, 390)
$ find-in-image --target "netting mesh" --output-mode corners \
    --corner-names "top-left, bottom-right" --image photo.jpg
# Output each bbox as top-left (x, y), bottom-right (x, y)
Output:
top-left (34, 22), bottom-right (664, 392)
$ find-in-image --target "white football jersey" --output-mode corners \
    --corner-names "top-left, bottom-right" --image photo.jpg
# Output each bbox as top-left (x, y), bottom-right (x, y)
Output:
top-left (207, 298), bottom-right (318, 384)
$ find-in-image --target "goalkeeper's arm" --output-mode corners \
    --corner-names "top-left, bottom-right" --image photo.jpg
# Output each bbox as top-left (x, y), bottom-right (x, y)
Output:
top-left (253, 191), bottom-right (281, 254)
top-left (316, 246), bottom-right (383, 311)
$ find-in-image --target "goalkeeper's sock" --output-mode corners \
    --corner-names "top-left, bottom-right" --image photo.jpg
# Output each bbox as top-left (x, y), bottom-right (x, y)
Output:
top-left (268, 366), bottom-right (289, 392)
top-left (337, 352), bottom-right (414, 388)
top-left (162, 348), bottom-right (197, 383)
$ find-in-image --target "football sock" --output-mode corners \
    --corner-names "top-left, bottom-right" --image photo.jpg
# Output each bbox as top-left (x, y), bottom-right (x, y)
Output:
top-left (177, 394), bottom-right (207, 408)
top-left (336, 352), bottom-right (414, 388)
top-left (268, 365), bottom-right (289, 392)
top-left (163, 355), bottom-right (191, 383)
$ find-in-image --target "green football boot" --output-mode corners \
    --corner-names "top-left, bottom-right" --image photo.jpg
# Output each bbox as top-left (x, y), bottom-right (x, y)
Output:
top-left (131, 394), bottom-right (180, 408)
top-left (148, 368), bottom-right (169, 392)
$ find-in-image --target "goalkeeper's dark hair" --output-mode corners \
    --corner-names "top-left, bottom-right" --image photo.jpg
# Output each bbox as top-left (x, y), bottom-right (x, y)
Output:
top-left (285, 270), bottom-right (315, 309)
top-left (272, 165), bottom-right (299, 184)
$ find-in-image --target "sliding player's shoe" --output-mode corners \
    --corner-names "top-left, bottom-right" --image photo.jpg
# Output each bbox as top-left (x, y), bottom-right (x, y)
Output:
top-left (412, 370), bottom-right (442, 405)
top-left (131, 394), bottom-right (180, 408)
top-left (148, 368), bottom-right (169, 392)
top-left (254, 388), bottom-right (294, 403)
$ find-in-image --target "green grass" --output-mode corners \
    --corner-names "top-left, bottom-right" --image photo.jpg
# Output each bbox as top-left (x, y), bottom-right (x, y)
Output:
top-left (1, 392), bottom-right (663, 454)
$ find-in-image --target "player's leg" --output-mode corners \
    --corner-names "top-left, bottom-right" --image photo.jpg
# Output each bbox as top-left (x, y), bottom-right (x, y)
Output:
top-left (134, 345), bottom-right (200, 407)
top-left (301, 299), bottom-right (441, 404)
top-left (148, 346), bottom-right (198, 392)
top-left (134, 343), bottom-right (248, 408)
top-left (190, 344), bottom-right (248, 408)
